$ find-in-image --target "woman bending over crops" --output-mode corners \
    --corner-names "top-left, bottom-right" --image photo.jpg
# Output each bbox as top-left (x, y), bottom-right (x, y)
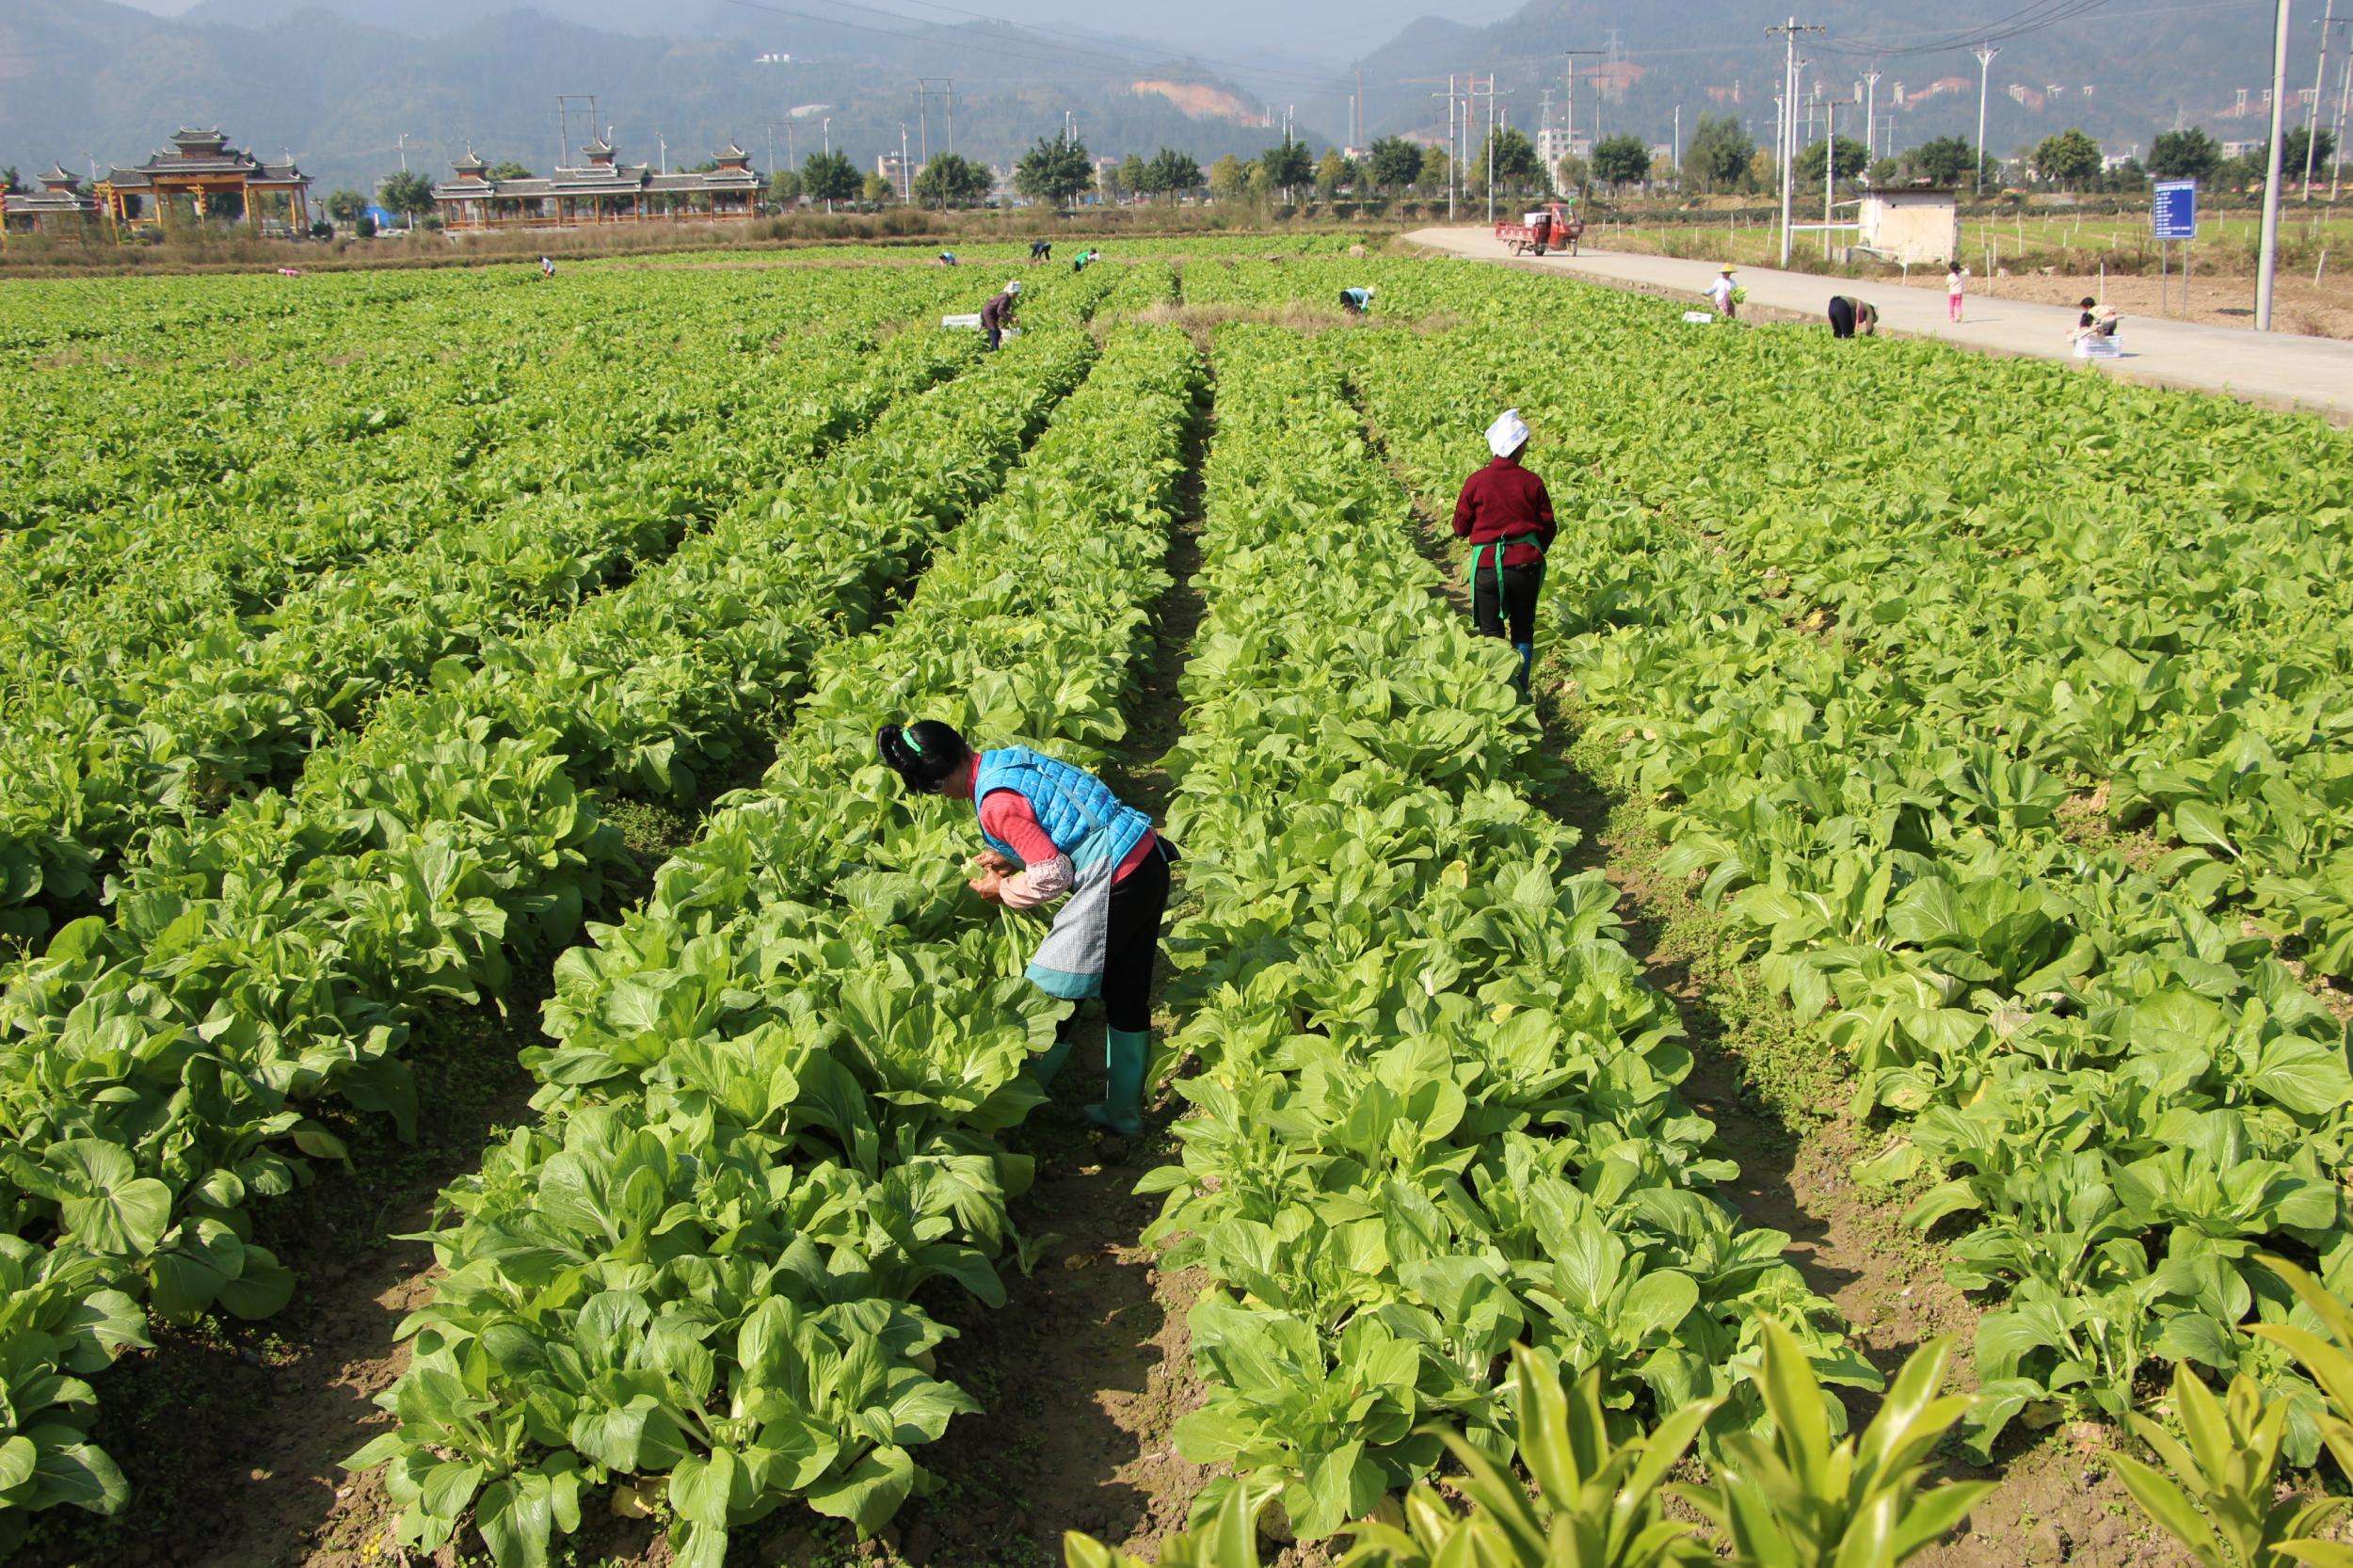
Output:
top-left (877, 720), bottom-right (1176, 1136)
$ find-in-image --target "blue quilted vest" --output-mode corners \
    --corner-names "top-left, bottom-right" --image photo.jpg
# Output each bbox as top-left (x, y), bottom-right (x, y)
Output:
top-left (972, 747), bottom-right (1151, 872)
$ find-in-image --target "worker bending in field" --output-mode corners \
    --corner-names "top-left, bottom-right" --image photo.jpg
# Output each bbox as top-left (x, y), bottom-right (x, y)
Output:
top-left (877, 721), bottom-right (1177, 1138)
top-left (1451, 408), bottom-right (1556, 696)
top-left (1030, 239), bottom-right (1053, 264)
top-left (979, 280), bottom-right (1021, 350)
top-left (1338, 285), bottom-right (1375, 315)
top-left (1827, 296), bottom-right (1879, 338)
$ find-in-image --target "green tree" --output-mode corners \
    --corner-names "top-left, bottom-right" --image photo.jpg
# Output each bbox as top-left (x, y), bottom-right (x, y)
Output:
top-left (1682, 113), bottom-right (1753, 191)
top-left (325, 187), bottom-right (368, 224)
top-left (2148, 126), bottom-right (2222, 181)
top-left (1591, 133), bottom-right (1652, 188)
top-left (1367, 135), bottom-right (1423, 194)
top-left (1903, 135), bottom-right (1978, 186)
top-left (1259, 139), bottom-right (1313, 200)
top-left (860, 171), bottom-right (896, 205)
top-left (377, 169), bottom-right (434, 223)
top-left (2283, 125), bottom-right (2338, 177)
top-left (1144, 148), bottom-right (1203, 200)
top-left (801, 149), bottom-right (861, 206)
top-left (1554, 152), bottom-right (1589, 192)
top-left (1417, 147), bottom-right (1452, 196)
top-left (1015, 135), bottom-right (1094, 208)
top-left (1472, 126), bottom-right (1541, 193)
top-left (1867, 155), bottom-right (1900, 185)
top-left (1116, 152), bottom-right (1148, 200)
top-left (911, 152), bottom-right (988, 208)
top-left (0, 166), bottom-right (21, 195)
top-left (1314, 148), bottom-right (1353, 198)
top-left (486, 160), bottom-right (534, 181)
top-left (1207, 152), bottom-right (1251, 202)
top-left (766, 168), bottom-right (804, 205)
top-left (1795, 136), bottom-right (1869, 184)
top-left (2032, 127), bottom-right (2103, 186)
top-left (203, 189), bottom-right (247, 221)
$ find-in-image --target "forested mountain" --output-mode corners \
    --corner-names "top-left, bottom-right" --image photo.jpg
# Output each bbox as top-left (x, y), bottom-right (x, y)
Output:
top-left (1347, 0), bottom-right (2307, 165)
top-left (0, 0), bottom-right (1326, 197)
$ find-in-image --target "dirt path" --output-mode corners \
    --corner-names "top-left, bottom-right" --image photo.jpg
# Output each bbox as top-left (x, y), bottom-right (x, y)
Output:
top-left (877, 365), bottom-right (1220, 1568)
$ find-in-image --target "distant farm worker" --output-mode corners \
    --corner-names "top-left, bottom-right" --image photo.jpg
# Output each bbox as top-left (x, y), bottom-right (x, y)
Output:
top-left (980, 280), bottom-right (1022, 351)
top-left (1338, 285), bottom-right (1375, 315)
top-left (1072, 248), bottom-right (1099, 273)
top-left (1706, 265), bottom-right (1737, 319)
top-left (538, 255), bottom-right (556, 280)
top-left (936, 250), bottom-right (959, 266)
top-left (1030, 238), bottom-right (1053, 264)
top-left (1826, 296), bottom-right (1879, 339)
top-left (1946, 260), bottom-right (1970, 322)
top-left (876, 721), bottom-right (1177, 1137)
top-left (2069, 296), bottom-right (2101, 345)
top-left (1451, 408), bottom-right (1556, 696)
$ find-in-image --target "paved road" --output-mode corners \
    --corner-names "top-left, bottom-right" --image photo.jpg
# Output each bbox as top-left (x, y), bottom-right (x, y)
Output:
top-left (1405, 225), bottom-right (2353, 423)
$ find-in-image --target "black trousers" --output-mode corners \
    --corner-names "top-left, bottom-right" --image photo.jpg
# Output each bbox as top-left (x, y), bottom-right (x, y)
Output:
top-left (1828, 296), bottom-right (1856, 339)
top-left (1473, 559), bottom-right (1544, 644)
top-left (1055, 840), bottom-right (1176, 1036)
top-left (985, 325), bottom-right (1002, 351)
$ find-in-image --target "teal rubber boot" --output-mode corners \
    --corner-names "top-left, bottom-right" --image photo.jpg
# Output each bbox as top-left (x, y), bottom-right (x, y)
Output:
top-left (1030, 1036), bottom-right (1075, 1090)
top-left (1084, 1028), bottom-right (1148, 1137)
top-left (1513, 641), bottom-right (1534, 696)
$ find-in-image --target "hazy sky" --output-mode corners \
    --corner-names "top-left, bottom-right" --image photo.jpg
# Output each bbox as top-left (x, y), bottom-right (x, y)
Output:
top-left (104, 0), bottom-right (1529, 59)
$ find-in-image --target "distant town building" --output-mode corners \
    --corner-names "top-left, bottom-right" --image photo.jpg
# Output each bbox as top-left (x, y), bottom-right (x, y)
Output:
top-left (82, 128), bottom-right (312, 235)
top-left (432, 138), bottom-right (762, 230)
top-left (1, 165), bottom-right (104, 236)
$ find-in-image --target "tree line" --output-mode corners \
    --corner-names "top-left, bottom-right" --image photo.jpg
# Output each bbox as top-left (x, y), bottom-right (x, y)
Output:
top-left (304, 116), bottom-right (2342, 233)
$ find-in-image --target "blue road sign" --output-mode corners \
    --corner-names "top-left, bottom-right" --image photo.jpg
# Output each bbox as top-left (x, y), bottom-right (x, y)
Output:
top-left (2153, 179), bottom-right (2198, 241)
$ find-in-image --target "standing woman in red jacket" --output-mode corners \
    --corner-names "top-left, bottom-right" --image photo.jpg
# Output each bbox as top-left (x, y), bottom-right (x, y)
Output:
top-left (1450, 408), bottom-right (1556, 696)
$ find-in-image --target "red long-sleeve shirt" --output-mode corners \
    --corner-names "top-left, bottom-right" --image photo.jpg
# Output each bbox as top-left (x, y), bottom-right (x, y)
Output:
top-left (1451, 455), bottom-right (1556, 570)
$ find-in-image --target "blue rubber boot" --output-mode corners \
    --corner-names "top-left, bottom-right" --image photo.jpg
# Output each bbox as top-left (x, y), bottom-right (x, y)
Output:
top-left (1083, 1029), bottom-right (1148, 1137)
top-left (1513, 642), bottom-right (1535, 696)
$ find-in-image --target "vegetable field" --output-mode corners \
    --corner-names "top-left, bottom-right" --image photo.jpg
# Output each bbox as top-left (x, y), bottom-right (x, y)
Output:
top-left (4, 235), bottom-right (2352, 1568)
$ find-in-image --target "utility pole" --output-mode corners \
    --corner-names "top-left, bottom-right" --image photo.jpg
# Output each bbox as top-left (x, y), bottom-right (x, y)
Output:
top-left (1865, 70), bottom-right (1881, 178)
top-left (2258, 0), bottom-right (2294, 328)
top-left (2333, 23), bottom-right (2352, 198)
top-left (1824, 93), bottom-right (1835, 256)
top-left (1974, 42), bottom-right (2000, 193)
top-left (2307, 0), bottom-right (2335, 198)
top-left (1768, 18), bottom-right (1823, 266)
top-left (1673, 104), bottom-right (1682, 170)
top-left (396, 131), bottom-right (410, 173)
top-left (901, 123), bottom-right (910, 201)
top-left (1565, 50), bottom-right (1604, 195)
top-left (1436, 76), bottom-right (1457, 219)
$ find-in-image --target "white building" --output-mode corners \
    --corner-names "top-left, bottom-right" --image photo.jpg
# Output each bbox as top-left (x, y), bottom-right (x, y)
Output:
top-left (1857, 186), bottom-right (1959, 264)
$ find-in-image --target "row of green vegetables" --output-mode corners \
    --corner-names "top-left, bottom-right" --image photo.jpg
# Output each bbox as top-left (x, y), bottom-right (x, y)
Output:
top-left (1135, 323), bottom-right (1867, 1543)
top-left (0, 294), bottom-right (1113, 1551)
top-left (0, 321), bottom-right (974, 935)
top-left (0, 266), bottom-right (976, 690)
top-left (349, 316), bottom-right (1200, 1568)
top-left (1346, 300), bottom-right (2353, 1460)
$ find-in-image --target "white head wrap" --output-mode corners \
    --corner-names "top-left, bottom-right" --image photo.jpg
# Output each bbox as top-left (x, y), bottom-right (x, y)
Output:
top-left (1486, 408), bottom-right (1529, 458)
top-left (1004, 280), bottom-right (1023, 295)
